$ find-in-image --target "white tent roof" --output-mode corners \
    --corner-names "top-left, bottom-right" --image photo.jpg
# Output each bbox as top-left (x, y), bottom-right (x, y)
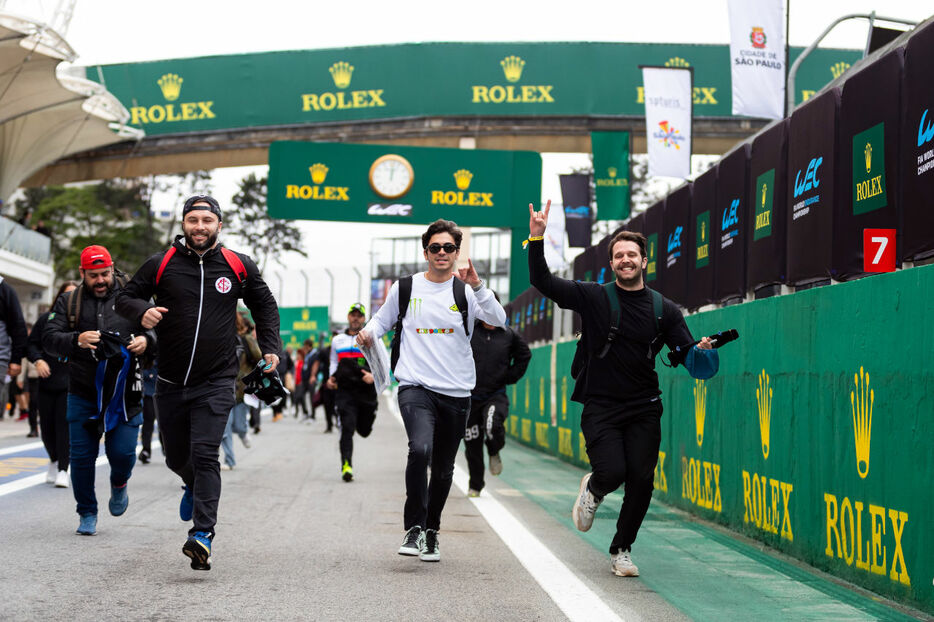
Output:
top-left (0, 12), bottom-right (141, 201)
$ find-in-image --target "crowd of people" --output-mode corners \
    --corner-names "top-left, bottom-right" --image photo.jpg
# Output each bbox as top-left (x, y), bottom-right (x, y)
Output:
top-left (1, 194), bottom-right (717, 581)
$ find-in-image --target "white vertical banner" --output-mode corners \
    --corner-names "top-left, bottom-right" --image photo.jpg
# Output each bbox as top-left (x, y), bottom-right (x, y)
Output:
top-left (728, 0), bottom-right (786, 119)
top-left (642, 66), bottom-right (693, 179)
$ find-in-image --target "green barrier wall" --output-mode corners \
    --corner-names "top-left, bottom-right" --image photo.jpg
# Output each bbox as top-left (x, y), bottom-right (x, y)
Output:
top-left (506, 263), bottom-right (934, 614)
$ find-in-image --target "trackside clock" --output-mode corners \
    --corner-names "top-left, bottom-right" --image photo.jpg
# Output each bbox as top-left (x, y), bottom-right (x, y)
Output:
top-left (369, 154), bottom-right (414, 199)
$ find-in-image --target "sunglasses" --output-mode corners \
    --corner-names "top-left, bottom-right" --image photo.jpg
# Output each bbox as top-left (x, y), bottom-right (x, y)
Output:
top-left (426, 243), bottom-right (459, 254)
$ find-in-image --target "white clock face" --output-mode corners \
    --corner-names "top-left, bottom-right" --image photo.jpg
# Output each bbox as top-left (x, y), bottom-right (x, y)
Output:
top-left (370, 155), bottom-right (414, 199)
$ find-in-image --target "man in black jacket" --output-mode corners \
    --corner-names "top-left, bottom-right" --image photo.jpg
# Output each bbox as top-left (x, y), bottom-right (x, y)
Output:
top-left (465, 315), bottom-right (530, 496)
top-left (0, 275), bottom-right (27, 382)
top-left (43, 246), bottom-right (152, 536)
top-left (528, 201), bottom-right (711, 578)
top-left (116, 195), bottom-right (280, 571)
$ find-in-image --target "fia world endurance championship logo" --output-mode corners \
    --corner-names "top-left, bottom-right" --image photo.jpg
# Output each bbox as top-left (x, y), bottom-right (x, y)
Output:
top-left (654, 121), bottom-right (686, 149)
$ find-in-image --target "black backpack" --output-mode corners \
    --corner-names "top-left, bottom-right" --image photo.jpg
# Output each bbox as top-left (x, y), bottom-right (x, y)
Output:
top-left (389, 275), bottom-right (469, 373)
top-left (570, 282), bottom-right (664, 380)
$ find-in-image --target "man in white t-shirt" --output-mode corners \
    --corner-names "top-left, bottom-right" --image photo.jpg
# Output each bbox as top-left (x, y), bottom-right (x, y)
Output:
top-left (357, 219), bottom-right (506, 562)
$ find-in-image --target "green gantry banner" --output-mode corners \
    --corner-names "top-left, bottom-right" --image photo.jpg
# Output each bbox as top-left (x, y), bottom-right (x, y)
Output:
top-left (267, 141), bottom-right (542, 228)
top-left (84, 43), bottom-right (862, 135)
top-left (278, 306), bottom-right (330, 350)
top-left (591, 131), bottom-right (631, 220)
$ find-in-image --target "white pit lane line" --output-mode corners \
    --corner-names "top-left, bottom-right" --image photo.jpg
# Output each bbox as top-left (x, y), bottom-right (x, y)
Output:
top-left (388, 388), bottom-right (624, 622)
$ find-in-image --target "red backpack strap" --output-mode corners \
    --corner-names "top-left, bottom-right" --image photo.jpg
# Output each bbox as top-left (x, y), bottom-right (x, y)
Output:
top-left (220, 247), bottom-right (247, 284)
top-left (155, 247), bottom-right (176, 285)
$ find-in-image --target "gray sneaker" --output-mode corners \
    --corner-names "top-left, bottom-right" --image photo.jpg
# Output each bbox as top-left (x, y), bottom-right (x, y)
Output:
top-left (419, 529), bottom-right (440, 562)
top-left (611, 550), bottom-right (640, 577)
top-left (572, 472), bottom-right (602, 532)
top-left (489, 453), bottom-right (503, 476)
top-left (398, 526), bottom-right (422, 556)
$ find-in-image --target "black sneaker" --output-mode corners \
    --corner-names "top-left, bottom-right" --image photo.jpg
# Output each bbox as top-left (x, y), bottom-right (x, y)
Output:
top-left (183, 531), bottom-right (212, 570)
top-left (139, 450), bottom-right (151, 464)
top-left (397, 526), bottom-right (422, 556)
top-left (420, 529), bottom-right (440, 562)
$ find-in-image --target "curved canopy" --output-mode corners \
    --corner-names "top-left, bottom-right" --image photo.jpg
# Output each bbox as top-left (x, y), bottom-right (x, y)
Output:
top-left (0, 12), bottom-right (140, 201)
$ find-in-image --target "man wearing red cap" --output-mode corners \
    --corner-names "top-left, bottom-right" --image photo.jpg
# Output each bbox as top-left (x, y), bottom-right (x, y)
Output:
top-left (116, 195), bottom-right (280, 571)
top-left (43, 245), bottom-right (152, 536)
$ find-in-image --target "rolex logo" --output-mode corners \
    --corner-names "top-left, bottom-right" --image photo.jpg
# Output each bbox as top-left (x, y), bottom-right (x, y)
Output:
top-left (500, 55), bottom-right (525, 82)
top-left (850, 366), bottom-right (873, 479)
top-left (665, 57), bottom-right (690, 68)
top-left (329, 61), bottom-right (354, 89)
top-left (761, 183), bottom-right (768, 208)
top-left (608, 167), bottom-right (617, 178)
top-left (309, 163), bottom-right (329, 185)
top-left (157, 73), bottom-right (183, 101)
top-left (864, 142), bottom-right (872, 173)
top-left (701, 221), bottom-right (706, 241)
top-left (694, 379), bottom-right (706, 447)
top-left (561, 376), bottom-right (567, 419)
top-left (756, 370), bottom-right (772, 460)
top-left (301, 309), bottom-right (310, 321)
top-left (453, 169), bottom-right (473, 190)
top-left (830, 61), bottom-right (851, 79)
top-left (650, 241), bottom-right (655, 257)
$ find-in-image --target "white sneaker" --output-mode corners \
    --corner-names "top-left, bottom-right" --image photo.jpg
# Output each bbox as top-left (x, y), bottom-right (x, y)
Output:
top-left (611, 550), bottom-right (639, 577)
top-left (46, 463), bottom-right (57, 484)
top-left (572, 472), bottom-right (602, 532)
top-left (55, 469), bottom-right (70, 488)
top-left (489, 454), bottom-right (503, 476)
top-left (241, 434), bottom-right (251, 449)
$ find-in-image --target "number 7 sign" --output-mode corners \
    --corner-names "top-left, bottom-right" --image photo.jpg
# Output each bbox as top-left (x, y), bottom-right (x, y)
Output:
top-left (863, 229), bottom-right (896, 273)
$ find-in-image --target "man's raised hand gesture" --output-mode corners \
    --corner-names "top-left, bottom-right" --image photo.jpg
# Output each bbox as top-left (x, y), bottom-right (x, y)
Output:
top-left (529, 200), bottom-right (551, 237)
top-left (456, 258), bottom-right (482, 288)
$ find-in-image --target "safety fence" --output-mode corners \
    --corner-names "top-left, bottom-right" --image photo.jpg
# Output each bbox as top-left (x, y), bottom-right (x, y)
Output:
top-left (505, 262), bottom-right (934, 615)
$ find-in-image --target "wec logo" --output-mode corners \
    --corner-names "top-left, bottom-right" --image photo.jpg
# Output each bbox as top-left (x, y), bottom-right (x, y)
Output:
top-left (667, 226), bottom-right (683, 252)
top-left (794, 157), bottom-right (822, 198)
top-left (919, 109), bottom-right (934, 148)
top-left (722, 200), bottom-right (739, 230)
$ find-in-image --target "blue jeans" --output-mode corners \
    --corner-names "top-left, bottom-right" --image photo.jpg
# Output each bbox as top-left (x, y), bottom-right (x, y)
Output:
top-left (66, 394), bottom-right (142, 517)
top-left (397, 386), bottom-right (470, 531)
top-left (220, 402), bottom-right (250, 467)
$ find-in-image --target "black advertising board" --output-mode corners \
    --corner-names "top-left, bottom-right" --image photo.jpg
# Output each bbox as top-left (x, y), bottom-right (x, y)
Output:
top-left (642, 200), bottom-right (665, 293)
top-left (626, 213), bottom-right (645, 235)
top-left (662, 183), bottom-right (692, 307)
top-left (560, 174), bottom-right (593, 248)
top-left (837, 48), bottom-right (904, 280)
top-left (902, 20), bottom-right (934, 260)
top-left (714, 143), bottom-right (750, 302)
top-left (747, 119), bottom-right (789, 291)
top-left (787, 88), bottom-right (840, 286)
top-left (687, 166), bottom-right (717, 309)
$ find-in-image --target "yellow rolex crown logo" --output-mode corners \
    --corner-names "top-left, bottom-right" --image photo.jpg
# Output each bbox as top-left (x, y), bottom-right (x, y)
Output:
top-left (453, 169), bottom-right (473, 190)
top-left (157, 73), bottom-right (183, 101)
top-left (850, 366), bottom-right (874, 479)
top-left (756, 370), bottom-right (772, 460)
top-left (309, 163), bottom-right (329, 185)
top-left (301, 309), bottom-right (310, 321)
top-left (701, 221), bottom-right (706, 241)
top-left (608, 167), bottom-right (617, 178)
top-left (650, 241), bottom-right (655, 256)
top-left (761, 183), bottom-right (768, 208)
top-left (664, 57), bottom-right (691, 68)
top-left (694, 379), bottom-right (706, 447)
top-left (329, 61), bottom-right (354, 89)
top-left (864, 142), bottom-right (872, 173)
top-left (830, 61), bottom-right (851, 79)
top-left (500, 55), bottom-right (525, 82)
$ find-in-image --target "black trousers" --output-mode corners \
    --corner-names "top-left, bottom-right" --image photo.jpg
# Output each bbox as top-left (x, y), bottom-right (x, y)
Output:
top-left (38, 387), bottom-right (69, 470)
top-left (580, 399), bottom-right (662, 555)
top-left (156, 378), bottom-right (235, 537)
top-left (398, 385), bottom-right (470, 531)
top-left (334, 392), bottom-right (377, 467)
top-left (464, 393), bottom-right (509, 492)
top-left (140, 395), bottom-right (157, 455)
top-left (27, 378), bottom-right (39, 432)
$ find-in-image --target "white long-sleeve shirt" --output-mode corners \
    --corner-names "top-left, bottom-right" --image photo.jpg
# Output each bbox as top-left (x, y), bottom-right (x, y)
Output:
top-left (364, 274), bottom-right (506, 397)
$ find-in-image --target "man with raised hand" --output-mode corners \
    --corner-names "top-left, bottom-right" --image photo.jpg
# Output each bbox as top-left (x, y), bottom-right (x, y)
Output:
top-left (527, 200), bottom-right (711, 578)
top-left (356, 219), bottom-right (506, 563)
top-left (116, 195), bottom-right (280, 571)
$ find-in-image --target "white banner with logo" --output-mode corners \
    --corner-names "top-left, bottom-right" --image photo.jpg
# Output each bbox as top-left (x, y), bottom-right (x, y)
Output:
top-left (728, 0), bottom-right (786, 119)
top-left (642, 67), bottom-right (693, 179)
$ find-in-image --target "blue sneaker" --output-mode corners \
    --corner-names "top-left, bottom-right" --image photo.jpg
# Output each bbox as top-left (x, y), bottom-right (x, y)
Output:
top-left (183, 531), bottom-right (212, 570)
top-left (179, 485), bottom-right (193, 522)
top-left (76, 513), bottom-right (97, 536)
top-left (109, 484), bottom-right (129, 516)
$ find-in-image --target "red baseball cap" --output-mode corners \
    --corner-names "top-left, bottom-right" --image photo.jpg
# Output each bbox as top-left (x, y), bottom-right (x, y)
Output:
top-left (80, 245), bottom-right (113, 270)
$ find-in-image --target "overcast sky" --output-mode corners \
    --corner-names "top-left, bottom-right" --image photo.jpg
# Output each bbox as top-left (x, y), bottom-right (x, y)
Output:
top-left (7, 1), bottom-right (929, 315)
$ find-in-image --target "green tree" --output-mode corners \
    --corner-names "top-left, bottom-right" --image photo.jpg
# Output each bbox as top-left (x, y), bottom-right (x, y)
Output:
top-left (228, 173), bottom-right (305, 270)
